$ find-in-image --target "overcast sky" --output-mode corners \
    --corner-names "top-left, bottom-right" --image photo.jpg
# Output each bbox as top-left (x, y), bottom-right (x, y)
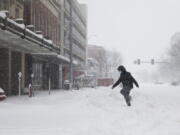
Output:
top-left (78, 0), bottom-right (180, 72)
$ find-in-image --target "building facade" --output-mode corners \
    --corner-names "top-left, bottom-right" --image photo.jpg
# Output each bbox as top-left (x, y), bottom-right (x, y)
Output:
top-left (62, 0), bottom-right (87, 81)
top-left (87, 45), bottom-right (107, 78)
top-left (0, 0), bottom-right (25, 95)
top-left (24, 0), bottom-right (61, 47)
top-left (0, 0), bottom-right (24, 19)
top-left (0, 0), bottom-right (65, 95)
top-left (0, 0), bottom-right (87, 95)
top-left (23, 0), bottom-right (63, 90)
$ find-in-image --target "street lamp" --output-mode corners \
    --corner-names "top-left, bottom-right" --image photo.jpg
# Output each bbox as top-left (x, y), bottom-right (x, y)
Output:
top-left (69, 0), bottom-right (73, 89)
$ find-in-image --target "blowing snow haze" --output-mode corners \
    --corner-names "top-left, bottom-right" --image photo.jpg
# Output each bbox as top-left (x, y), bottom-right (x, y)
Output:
top-left (79, 0), bottom-right (180, 73)
top-left (1, 0), bottom-right (180, 134)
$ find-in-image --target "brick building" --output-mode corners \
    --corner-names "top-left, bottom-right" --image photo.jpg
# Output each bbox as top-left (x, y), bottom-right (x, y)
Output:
top-left (24, 0), bottom-right (61, 46)
top-left (0, 0), bottom-right (87, 95)
top-left (0, 0), bottom-right (25, 95)
top-left (62, 0), bottom-right (87, 81)
top-left (0, 0), bottom-right (68, 95)
top-left (0, 0), bottom-right (24, 19)
top-left (23, 0), bottom-right (64, 90)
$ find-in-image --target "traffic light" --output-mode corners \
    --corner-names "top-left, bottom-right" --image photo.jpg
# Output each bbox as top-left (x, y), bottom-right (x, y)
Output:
top-left (137, 59), bottom-right (141, 65)
top-left (151, 59), bottom-right (155, 65)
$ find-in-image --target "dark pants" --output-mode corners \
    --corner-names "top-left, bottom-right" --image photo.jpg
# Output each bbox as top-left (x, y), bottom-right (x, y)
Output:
top-left (120, 86), bottom-right (132, 106)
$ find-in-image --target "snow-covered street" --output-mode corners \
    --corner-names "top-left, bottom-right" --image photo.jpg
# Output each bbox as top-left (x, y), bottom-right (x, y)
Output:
top-left (0, 83), bottom-right (180, 135)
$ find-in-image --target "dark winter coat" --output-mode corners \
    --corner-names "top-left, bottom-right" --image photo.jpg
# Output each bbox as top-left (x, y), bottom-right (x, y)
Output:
top-left (112, 71), bottom-right (139, 89)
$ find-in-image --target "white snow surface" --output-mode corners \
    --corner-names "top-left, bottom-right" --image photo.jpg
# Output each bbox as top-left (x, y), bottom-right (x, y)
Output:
top-left (0, 83), bottom-right (180, 135)
top-left (0, 88), bottom-right (5, 93)
top-left (0, 11), bottom-right (7, 19)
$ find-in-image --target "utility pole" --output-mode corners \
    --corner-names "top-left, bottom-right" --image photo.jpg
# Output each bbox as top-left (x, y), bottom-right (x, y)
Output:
top-left (69, 0), bottom-right (73, 88)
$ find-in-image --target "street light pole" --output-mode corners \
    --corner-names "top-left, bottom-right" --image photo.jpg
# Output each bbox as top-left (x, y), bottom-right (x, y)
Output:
top-left (69, 0), bottom-right (73, 89)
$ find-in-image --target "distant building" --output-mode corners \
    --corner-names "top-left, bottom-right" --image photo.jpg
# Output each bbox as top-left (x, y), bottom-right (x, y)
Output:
top-left (61, 0), bottom-right (87, 81)
top-left (87, 45), bottom-right (106, 78)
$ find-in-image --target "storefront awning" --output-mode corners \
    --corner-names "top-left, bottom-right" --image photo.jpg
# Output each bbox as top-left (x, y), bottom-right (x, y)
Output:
top-left (0, 14), bottom-right (70, 64)
top-left (0, 29), bottom-right (47, 53)
top-left (31, 53), bottom-right (70, 64)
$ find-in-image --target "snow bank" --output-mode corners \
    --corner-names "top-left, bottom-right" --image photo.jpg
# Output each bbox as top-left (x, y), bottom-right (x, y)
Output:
top-left (0, 88), bottom-right (5, 93)
top-left (0, 11), bottom-right (7, 19)
top-left (0, 84), bottom-right (180, 135)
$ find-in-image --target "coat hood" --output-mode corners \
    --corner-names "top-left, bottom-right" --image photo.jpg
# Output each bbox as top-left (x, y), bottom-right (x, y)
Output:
top-left (117, 65), bottom-right (126, 72)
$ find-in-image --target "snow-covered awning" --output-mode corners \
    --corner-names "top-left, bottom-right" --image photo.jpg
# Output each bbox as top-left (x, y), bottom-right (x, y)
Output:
top-left (31, 53), bottom-right (70, 64)
top-left (0, 11), bottom-right (60, 54)
top-left (0, 28), bottom-right (52, 54)
top-left (0, 11), bottom-right (70, 64)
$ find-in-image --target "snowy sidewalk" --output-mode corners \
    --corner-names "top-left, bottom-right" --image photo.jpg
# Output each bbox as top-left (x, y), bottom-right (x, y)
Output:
top-left (0, 84), bottom-right (180, 135)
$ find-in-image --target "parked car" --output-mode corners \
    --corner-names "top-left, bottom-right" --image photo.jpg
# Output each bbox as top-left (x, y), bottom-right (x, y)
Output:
top-left (0, 88), bottom-right (6, 101)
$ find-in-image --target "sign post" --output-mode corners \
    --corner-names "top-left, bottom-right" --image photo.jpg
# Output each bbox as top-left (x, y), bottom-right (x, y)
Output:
top-left (18, 72), bottom-right (22, 96)
top-left (31, 73), bottom-right (34, 96)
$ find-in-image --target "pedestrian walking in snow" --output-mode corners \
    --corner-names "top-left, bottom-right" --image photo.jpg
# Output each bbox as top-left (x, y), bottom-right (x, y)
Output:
top-left (112, 65), bottom-right (139, 106)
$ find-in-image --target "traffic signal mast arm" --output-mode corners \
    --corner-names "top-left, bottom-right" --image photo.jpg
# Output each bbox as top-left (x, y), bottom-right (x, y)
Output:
top-left (134, 59), bottom-right (170, 65)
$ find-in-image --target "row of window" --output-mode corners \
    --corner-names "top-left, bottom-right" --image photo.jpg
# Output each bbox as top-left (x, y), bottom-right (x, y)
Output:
top-left (31, 1), bottom-right (61, 45)
top-left (32, 63), bottom-right (43, 86)
top-left (72, 27), bottom-right (86, 48)
top-left (0, 0), bottom-right (22, 19)
top-left (72, 43), bottom-right (86, 60)
top-left (72, 11), bottom-right (86, 32)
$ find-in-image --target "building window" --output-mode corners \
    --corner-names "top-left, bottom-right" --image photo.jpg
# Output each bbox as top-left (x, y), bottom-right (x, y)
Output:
top-left (0, 0), bottom-right (8, 10)
top-left (15, 8), bottom-right (20, 18)
top-left (32, 63), bottom-right (42, 86)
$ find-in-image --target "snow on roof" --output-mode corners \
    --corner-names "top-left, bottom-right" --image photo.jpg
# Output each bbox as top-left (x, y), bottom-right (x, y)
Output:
top-left (15, 18), bottom-right (23, 21)
top-left (26, 28), bottom-right (42, 39)
top-left (57, 55), bottom-right (70, 62)
top-left (0, 14), bottom-right (56, 47)
top-left (73, 60), bottom-right (78, 65)
top-left (26, 25), bottom-right (34, 27)
top-left (0, 11), bottom-right (67, 57)
top-left (7, 18), bottom-right (25, 29)
top-left (44, 39), bottom-right (53, 44)
top-left (36, 34), bottom-right (43, 39)
top-left (0, 88), bottom-right (5, 93)
top-left (0, 11), bottom-right (7, 19)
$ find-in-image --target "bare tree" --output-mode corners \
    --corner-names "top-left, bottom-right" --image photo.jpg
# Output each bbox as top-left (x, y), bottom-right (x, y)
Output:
top-left (158, 32), bottom-right (180, 82)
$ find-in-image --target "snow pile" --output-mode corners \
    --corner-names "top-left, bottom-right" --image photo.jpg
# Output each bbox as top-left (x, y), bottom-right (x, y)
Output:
top-left (0, 88), bottom-right (5, 93)
top-left (36, 34), bottom-right (43, 39)
top-left (0, 11), bottom-right (7, 19)
top-left (44, 39), bottom-right (53, 44)
top-left (0, 84), bottom-right (180, 135)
